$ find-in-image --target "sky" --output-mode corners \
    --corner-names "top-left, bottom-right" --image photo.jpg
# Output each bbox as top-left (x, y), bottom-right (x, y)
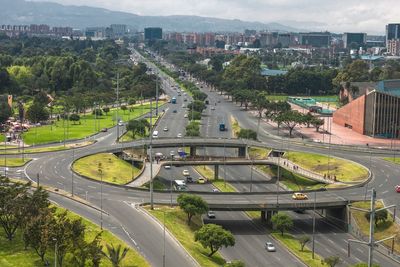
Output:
top-left (31, 0), bottom-right (400, 34)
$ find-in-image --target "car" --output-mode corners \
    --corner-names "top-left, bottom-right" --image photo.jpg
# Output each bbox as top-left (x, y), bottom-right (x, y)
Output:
top-left (173, 110), bottom-right (177, 113)
top-left (100, 128), bottom-right (108, 132)
top-left (396, 185), bottom-right (400, 193)
top-left (182, 170), bottom-right (190, 176)
top-left (197, 177), bottom-right (207, 184)
top-left (163, 127), bottom-right (168, 131)
top-left (265, 242), bottom-right (276, 252)
top-left (212, 188), bottom-right (219, 192)
top-left (177, 133), bottom-right (182, 138)
top-left (292, 192), bottom-right (308, 200)
top-left (118, 122), bottom-right (124, 126)
top-left (186, 176), bottom-right (193, 183)
top-left (183, 98), bottom-right (187, 102)
top-left (211, 106), bottom-right (215, 110)
top-left (217, 100), bottom-right (221, 103)
top-left (164, 165), bottom-right (171, 169)
top-left (207, 211), bottom-right (216, 219)
top-left (184, 114), bottom-right (188, 118)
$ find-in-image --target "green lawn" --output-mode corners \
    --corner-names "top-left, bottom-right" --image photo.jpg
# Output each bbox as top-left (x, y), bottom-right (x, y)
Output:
top-left (271, 232), bottom-right (325, 267)
top-left (146, 206), bottom-right (226, 267)
top-left (73, 153), bottom-right (142, 185)
top-left (0, 158), bottom-right (31, 167)
top-left (230, 115), bottom-right (240, 138)
top-left (351, 201), bottom-right (400, 254)
top-left (1, 142), bottom-right (93, 155)
top-left (383, 157), bottom-right (400, 164)
top-left (22, 102), bottom-right (164, 145)
top-left (0, 205), bottom-right (149, 267)
top-left (284, 151), bottom-right (368, 183)
top-left (194, 166), bottom-right (237, 192)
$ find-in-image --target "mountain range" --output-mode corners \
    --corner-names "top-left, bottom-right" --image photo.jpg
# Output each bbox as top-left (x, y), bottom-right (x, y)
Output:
top-left (0, 0), bottom-right (303, 32)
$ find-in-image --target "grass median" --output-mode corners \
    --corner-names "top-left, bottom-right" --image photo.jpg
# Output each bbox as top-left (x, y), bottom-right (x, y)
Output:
top-left (230, 115), bottom-right (240, 138)
top-left (284, 151), bottom-right (368, 183)
top-left (194, 166), bottom-right (237, 192)
top-left (145, 206), bottom-right (225, 267)
top-left (72, 153), bottom-right (142, 185)
top-left (0, 158), bottom-right (31, 167)
top-left (249, 147), bottom-right (271, 159)
top-left (0, 205), bottom-right (149, 267)
top-left (351, 201), bottom-right (400, 254)
top-left (383, 157), bottom-right (400, 165)
top-left (0, 141), bottom-right (93, 155)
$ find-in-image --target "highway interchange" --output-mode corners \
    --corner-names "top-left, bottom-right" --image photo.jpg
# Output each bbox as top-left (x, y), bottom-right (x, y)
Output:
top-left (3, 48), bottom-right (400, 266)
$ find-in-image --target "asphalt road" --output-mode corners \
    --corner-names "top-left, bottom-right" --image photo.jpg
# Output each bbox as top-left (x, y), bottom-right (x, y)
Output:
top-left (5, 48), bottom-right (399, 266)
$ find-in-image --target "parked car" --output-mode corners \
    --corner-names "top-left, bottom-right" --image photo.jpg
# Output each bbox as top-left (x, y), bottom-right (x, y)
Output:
top-left (292, 192), bottom-right (308, 200)
top-left (265, 242), bottom-right (276, 252)
top-left (207, 211), bottom-right (216, 219)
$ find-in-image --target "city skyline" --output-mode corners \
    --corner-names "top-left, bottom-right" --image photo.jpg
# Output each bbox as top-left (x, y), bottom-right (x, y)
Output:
top-left (29, 0), bottom-right (400, 34)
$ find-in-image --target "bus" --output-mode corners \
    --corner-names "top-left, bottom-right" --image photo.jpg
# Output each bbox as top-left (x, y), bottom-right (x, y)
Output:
top-left (152, 130), bottom-right (159, 138)
top-left (173, 180), bottom-right (187, 191)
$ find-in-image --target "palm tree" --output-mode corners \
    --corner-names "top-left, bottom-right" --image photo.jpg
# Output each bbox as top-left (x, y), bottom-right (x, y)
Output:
top-left (102, 244), bottom-right (129, 267)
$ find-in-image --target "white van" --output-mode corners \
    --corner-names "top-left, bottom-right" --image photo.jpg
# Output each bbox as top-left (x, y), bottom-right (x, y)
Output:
top-left (152, 130), bottom-right (159, 138)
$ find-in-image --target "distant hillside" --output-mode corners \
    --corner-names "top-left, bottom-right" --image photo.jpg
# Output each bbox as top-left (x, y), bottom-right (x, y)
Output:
top-left (0, 0), bottom-right (302, 32)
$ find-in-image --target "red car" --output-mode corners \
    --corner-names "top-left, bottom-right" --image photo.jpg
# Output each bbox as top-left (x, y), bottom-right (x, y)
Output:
top-left (396, 185), bottom-right (400, 193)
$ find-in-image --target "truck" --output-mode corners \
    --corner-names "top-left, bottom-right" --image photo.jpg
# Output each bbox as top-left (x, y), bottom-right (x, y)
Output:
top-left (171, 97), bottom-right (177, 104)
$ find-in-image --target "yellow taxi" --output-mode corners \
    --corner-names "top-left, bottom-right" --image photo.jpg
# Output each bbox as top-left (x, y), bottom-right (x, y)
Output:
top-left (292, 192), bottom-right (308, 200)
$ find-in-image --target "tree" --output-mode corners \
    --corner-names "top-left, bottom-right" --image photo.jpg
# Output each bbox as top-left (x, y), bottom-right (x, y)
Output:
top-left (92, 109), bottom-right (103, 116)
top-left (0, 95), bottom-right (12, 124)
top-left (126, 119), bottom-right (147, 138)
top-left (103, 107), bottom-right (110, 115)
top-left (0, 176), bottom-right (30, 241)
top-left (177, 193), bottom-right (208, 225)
top-left (297, 235), bottom-right (310, 251)
top-left (69, 114), bottom-right (80, 125)
top-left (188, 100), bottom-right (206, 113)
top-left (224, 260), bottom-right (245, 267)
top-left (87, 232), bottom-right (104, 267)
top-left (311, 117), bottom-right (324, 132)
top-left (121, 105), bottom-right (127, 114)
top-left (274, 110), bottom-right (305, 137)
top-left (26, 102), bottom-right (49, 123)
top-left (271, 212), bottom-right (293, 236)
top-left (194, 224), bottom-right (235, 257)
top-left (323, 256), bottom-right (340, 267)
top-left (253, 92), bottom-right (269, 118)
top-left (25, 208), bottom-right (55, 265)
top-left (102, 244), bottom-right (129, 267)
top-left (364, 209), bottom-right (388, 226)
top-left (237, 129), bottom-right (257, 140)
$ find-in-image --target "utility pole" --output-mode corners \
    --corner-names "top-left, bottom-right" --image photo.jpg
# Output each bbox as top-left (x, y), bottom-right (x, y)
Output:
top-left (3, 133), bottom-right (6, 177)
top-left (155, 75), bottom-right (159, 116)
top-left (348, 188), bottom-right (396, 267)
top-left (116, 73), bottom-right (120, 142)
top-left (71, 147), bottom-right (75, 196)
top-left (311, 190), bottom-right (317, 259)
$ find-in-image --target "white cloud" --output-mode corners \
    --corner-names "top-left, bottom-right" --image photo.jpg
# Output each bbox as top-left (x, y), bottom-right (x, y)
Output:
top-left (29, 0), bottom-right (400, 34)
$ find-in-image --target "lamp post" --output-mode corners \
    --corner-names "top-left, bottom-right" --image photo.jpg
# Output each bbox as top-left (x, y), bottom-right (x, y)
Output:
top-left (149, 100), bottom-right (154, 210)
top-left (3, 133), bottom-right (6, 177)
top-left (71, 147), bottom-right (75, 197)
top-left (312, 190), bottom-right (317, 259)
top-left (163, 210), bottom-right (166, 267)
top-left (53, 238), bottom-right (57, 267)
top-left (98, 163), bottom-right (103, 230)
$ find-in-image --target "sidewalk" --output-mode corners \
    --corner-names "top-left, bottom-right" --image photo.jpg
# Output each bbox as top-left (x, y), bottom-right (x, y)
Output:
top-left (126, 161), bottom-right (161, 187)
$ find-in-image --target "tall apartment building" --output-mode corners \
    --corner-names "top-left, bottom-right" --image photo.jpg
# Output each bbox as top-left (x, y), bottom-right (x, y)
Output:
top-left (388, 39), bottom-right (400, 56)
top-left (110, 24), bottom-right (127, 37)
top-left (386, 23), bottom-right (400, 48)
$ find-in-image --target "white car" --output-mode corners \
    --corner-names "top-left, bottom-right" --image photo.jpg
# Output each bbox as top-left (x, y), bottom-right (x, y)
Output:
top-left (211, 106), bottom-right (215, 110)
top-left (265, 242), bottom-right (276, 252)
top-left (207, 211), bottom-right (216, 219)
top-left (182, 170), bottom-right (190, 176)
top-left (177, 133), bottom-right (182, 138)
top-left (184, 114), bottom-right (188, 118)
top-left (169, 151), bottom-right (175, 156)
top-left (164, 165), bottom-right (171, 169)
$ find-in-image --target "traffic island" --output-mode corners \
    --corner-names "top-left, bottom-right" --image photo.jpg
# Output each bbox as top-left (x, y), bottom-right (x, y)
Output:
top-left (72, 153), bottom-right (142, 185)
top-left (0, 158), bottom-right (31, 167)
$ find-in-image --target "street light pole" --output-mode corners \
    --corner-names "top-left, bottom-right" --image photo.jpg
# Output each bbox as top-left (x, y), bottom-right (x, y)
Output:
top-left (71, 147), bottom-right (74, 196)
top-left (163, 210), bottom-right (166, 267)
top-left (98, 163), bottom-right (103, 230)
top-left (149, 100), bottom-right (154, 210)
top-left (53, 238), bottom-right (57, 267)
top-left (3, 133), bottom-right (6, 177)
top-left (312, 190), bottom-right (317, 259)
top-left (116, 72), bottom-right (120, 142)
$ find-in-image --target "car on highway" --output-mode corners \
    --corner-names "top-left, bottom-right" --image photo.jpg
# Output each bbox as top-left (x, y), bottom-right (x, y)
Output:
top-left (177, 133), bottom-right (182, 138)
top-left (197, 177), bottom-right (207, 184)
top-left (184, 114), bottom-right (188, 118)
top-left (164, 165), bottom-right (171, 169)
top-left (163, 127), bottom-right (168, 131)
top-left (396, 185), bottom-right (400, 193)
top-left (265, 242), bottom-right (276, 252)
top-left (292, 192), bottom-right (308, 200)
top-left (100, 128), bottom-right (108, 132)
top-left (207, 211), bottom-right (216, 219)
top-left (173, 109), bottom-right (177, 113)
top-left (186, 176), bottom-right (193, 183)
top-left (212, 188), bottom-right (219, 192)
top-left (182, 169), bottom-right (190, 176)
top-left (211, 106), bottom-right (215, 110)
top-left (169, 151), bottom-right (175, 156)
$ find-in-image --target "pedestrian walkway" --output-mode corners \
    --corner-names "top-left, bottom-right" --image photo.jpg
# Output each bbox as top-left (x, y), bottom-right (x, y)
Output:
top-left (126, 161), bottom-right (161, 187)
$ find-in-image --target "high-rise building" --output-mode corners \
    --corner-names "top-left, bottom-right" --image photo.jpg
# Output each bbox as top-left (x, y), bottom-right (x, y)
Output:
top-left (144, 27), bottom-right (162, 40)
top-left (343, 32), bottom-right (366, 49)
top-left (299, 32), bottom-right (331, 48)
top-left (386, 23), bottom-right (400, 48)
top-left (110, 24), bottom-right (127, 37)
top-left (388, 39), bottom-right (400, 56)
